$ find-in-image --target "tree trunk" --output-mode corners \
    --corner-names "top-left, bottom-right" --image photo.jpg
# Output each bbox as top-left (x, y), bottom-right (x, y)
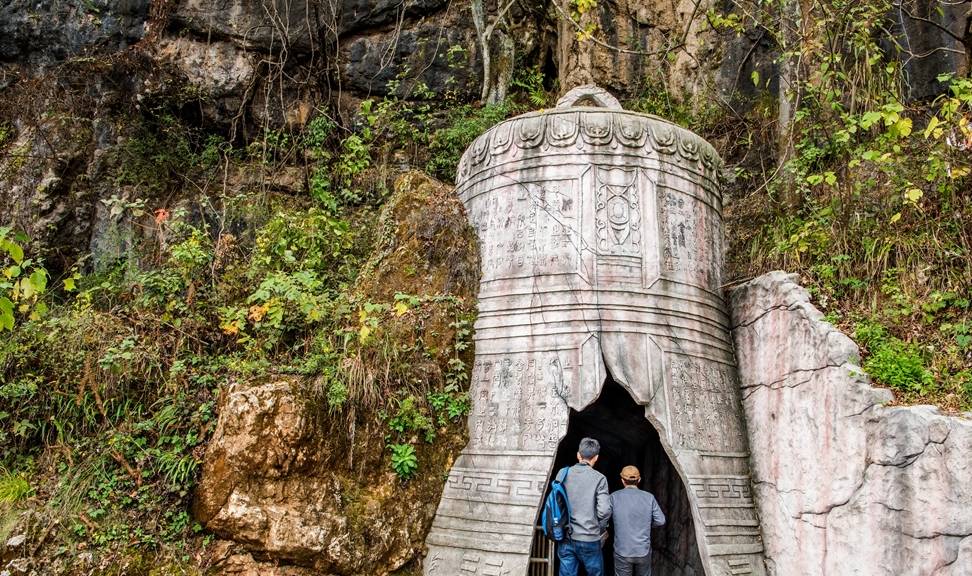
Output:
top-left (556, 0), bottom-right (598, 95)
top-left (776, 0), bottom-right (806, 213)
top-left (484, 30), bottom-right (515, 104)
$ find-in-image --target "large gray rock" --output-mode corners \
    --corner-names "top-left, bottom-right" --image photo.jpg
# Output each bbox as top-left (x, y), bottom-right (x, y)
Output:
top-left (338, 0), bottom-right (449, 35)
top-left (731, 271), bottom-right (972, 576)
top-left (195, 380), bottom-right (441, 574)
top-left (169, 0), bottom-right (481, 100)
top-left (425, 86), bottom-right (767, 575)
top-left (172, 0), bottom-right (320, 51)
top-left (0, 0), bottom-right (148, 66)
top-left (338, 2), bottom-right (481, 98)
top-left (173, 0), bottom-right (454, 52)
top-left (153, 37), bottom-right (257, 122)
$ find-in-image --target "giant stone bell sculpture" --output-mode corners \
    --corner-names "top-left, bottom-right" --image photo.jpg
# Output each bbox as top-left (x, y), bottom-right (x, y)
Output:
top-left (424, 86), bottom-right (767, 576)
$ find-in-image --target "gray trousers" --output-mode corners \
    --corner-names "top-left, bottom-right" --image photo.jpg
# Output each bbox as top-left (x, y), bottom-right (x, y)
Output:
top-left (614, 553), bottom-right (651, 576)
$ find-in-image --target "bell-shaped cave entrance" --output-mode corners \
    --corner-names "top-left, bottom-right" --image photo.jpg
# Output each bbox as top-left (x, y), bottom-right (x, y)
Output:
top-left (532, 373), bottom-right (705, 576)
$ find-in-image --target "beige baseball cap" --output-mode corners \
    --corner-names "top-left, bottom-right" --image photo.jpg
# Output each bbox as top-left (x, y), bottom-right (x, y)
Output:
top-left (620, 465), bottom-right (641, 482)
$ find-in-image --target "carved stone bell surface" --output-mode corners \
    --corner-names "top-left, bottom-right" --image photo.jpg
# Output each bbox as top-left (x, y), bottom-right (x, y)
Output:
top-left (424, 85), bottom-right (767, 576)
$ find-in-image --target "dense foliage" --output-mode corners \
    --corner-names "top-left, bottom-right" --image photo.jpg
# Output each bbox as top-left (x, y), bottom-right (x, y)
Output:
top-left (710, 0), bottom-right (972, 409)
top-left (0, 83), bottom-right (491, 572)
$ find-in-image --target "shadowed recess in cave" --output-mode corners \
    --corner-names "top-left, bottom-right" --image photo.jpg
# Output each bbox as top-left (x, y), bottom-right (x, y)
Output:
top-left (543, 374), bottom-right (705, 576)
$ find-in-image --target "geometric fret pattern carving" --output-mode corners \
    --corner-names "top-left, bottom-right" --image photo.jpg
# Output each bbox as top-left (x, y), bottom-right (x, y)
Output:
top-left (444, 468), bottom-right (546, 504)
top-left (689, 475), bottom-right (755, 502)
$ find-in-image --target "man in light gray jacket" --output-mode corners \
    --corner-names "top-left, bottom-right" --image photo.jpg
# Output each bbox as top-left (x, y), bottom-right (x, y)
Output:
top-left (610, 465), bottom-right (666, 576)
top-left (559, 437), bottom-right (612, 576)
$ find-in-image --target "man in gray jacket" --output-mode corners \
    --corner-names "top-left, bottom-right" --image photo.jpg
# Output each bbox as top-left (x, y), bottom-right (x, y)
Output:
top-left (609, 465), bottom-right (666, 576)
top-left (559, 437), bottom-right (612, 576)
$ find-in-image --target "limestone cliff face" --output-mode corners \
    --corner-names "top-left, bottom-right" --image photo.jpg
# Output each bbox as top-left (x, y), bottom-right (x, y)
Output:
top-left (555, 0), bottom-right (727, 100)
top-left (0, 0), bottom-right (150, 67)
top-left (732, 272), bottom-right (972, 576)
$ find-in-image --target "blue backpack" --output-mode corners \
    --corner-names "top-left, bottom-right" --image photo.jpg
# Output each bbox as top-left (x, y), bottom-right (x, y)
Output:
top-left (541, 467), bottom-right (572, 541)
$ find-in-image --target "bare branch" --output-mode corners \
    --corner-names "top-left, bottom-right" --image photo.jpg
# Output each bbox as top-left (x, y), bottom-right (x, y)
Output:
top-left (484, 0), bottom-right (519, 39)
top-left (894, 1), bottom-right (968, 45)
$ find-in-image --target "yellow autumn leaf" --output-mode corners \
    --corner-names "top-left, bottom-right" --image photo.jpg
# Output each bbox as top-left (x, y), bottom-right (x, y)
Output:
top-left (359, 324), bottom-right (372, 341)
top-left (949, 166), bottom-right (970, 179)
top-left (904, 188), bottom-right (923, 203)
top-left (890, 212), bottom-right (901, 224)
top-left (394, 301), bottom-right (409, 316)
top-left (220, 321), bottom-right (240, 335)
top-left (895, 117), bottom-right (912, 137)
top-left (248, 303), bottom-right (269, 322)
top-left (17, 278), bottom-right (34, 300)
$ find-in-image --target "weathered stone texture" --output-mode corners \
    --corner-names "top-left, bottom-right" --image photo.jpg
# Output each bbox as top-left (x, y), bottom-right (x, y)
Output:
top-left (194, 380), bottom-right (442, 574)
top-left (556, 0), bottom-right (721, 99)
top-left (170, 0), bottom-right (481, 100)
top-left (892, 1), bottom-right (970, 100)
top-left (172, 0), bottom-right (321, 51)
top-left (731, 271), bottom-right (972, 576)
top-left (153, 37), bottom-right (257, 117)
top-left (338, 2), bottom-right (481, 98)
top-left (0, 0), bottom-right (149, 66)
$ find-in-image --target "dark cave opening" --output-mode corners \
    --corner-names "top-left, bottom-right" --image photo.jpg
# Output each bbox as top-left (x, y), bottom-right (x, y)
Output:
top-left (541, 374), bottom-right (705, 576)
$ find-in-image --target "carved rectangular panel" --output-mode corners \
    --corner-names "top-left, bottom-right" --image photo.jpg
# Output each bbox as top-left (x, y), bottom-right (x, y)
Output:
top-left (466, 177), bottom-right (581, 285)
top-left (590, 166), bottom-right (659, 287)
top-left (467, 350), bottom-right (574, 452)
top-left (658, 186), bottom-right (724, 292)
top-left (666, 353), bottom-right (747, 453)
top-left (595, 166), bottom-right (642, 257)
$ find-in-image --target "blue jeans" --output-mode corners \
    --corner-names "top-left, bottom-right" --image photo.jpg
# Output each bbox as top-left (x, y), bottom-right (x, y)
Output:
top-left (558, 539), bottom-right (604, 576)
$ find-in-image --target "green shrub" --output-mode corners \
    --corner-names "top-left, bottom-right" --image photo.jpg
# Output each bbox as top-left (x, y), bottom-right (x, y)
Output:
top-left (250, 208), bottom-right (356, 279)
top-left (427, 383), bottom-right (470, 425)
top-left (303, 114), bottom-right (336, 156)
top-left (426, 102), bottom-right (515, 182)
top-left (627, 80), bottom-right (719, 133)
top-left (960, 372), bottom-right (972, 409)
top-left (114, 114), bottom-right (194, 195)
top-left (855, 321), bottom-right (935, 395)
top-left (511, 66), bottom-right (548, 107)
top-left (387, 394), bottom-right (435, 442)
top-left (1, 227), bottom-right (49, 330)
